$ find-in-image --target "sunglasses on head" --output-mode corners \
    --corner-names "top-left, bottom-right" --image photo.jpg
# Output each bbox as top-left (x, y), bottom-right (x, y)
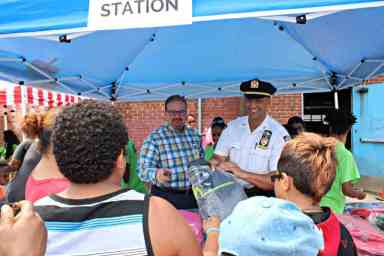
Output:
top-left (270, 171), bottom-right (283, 183)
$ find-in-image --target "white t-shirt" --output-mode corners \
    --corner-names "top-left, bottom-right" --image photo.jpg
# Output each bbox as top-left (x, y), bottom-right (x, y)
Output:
top-left (215, 115), bottom-right (289, 187)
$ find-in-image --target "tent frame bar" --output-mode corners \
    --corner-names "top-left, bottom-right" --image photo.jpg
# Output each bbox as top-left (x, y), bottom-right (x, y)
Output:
top-left (25, 76), bottom-right (82, 85)
top-left (366, 62), bottom-right (384, 80)
top-left (81, 84), bottom-right (112, 95)
top-left (118, 83), bottom-right (181, 100)
top-left (260, 11), bottom-right (338, 23)
top-left (0, 57), bottom-right (22, 62)
top-left (364, 59), bottom-right (384, 63)
top-left (23, 61), bottom-right (76, 94)
top-left (0, 71), bottom-right (18, 83)
top-left (336, 61), bottom-right (363, 89)
top-left (80, 78), bottom-right (110, 99)
top-left (37, 32), bottom-right (94, 42)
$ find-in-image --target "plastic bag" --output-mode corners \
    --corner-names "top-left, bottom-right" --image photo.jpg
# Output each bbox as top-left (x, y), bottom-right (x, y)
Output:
top-left (188, 159), bottom-right (247, 220)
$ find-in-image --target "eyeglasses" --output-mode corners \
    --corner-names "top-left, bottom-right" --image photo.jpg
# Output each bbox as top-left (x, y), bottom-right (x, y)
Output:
top-left (270, 171), bottom-right (283, 183)
top-left (166, 109), bottom-right (187, 115)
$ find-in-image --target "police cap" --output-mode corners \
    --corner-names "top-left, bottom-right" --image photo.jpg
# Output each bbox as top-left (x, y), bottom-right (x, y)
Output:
top-left (240, 79), bottom-right (276, 99)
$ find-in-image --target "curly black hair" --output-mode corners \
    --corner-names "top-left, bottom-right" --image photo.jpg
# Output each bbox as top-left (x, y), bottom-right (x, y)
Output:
top-left (325, 109), bottom-right (357, 135)
top-left (52, 100), bottom-right (128, 184)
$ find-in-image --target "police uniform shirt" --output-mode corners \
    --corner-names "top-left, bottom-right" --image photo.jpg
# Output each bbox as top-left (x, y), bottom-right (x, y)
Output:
top-left (215, 115), bottom-right (290, 187)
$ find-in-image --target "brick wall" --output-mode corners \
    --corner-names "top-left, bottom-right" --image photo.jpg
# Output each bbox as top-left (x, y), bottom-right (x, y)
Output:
top-left (0, 94), bottom-right (302, 148)
top-left (115, 94), bottom-right (302, 150)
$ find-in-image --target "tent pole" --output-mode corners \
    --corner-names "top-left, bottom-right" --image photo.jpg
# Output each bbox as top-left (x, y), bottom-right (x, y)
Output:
top-left (334, 91), bottom-right (339, 110)
top-left (198, 98), bottom-right (202, 134)
top-left (21, 85), bottom-right (28, 140)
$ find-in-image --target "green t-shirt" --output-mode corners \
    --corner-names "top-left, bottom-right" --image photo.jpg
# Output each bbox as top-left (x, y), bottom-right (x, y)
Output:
top-left (0, 146), bottom-right (6, 159)
top-left (0, 144), bottom-right (17, 160)
top-left (204, 145), bottom-right (215, 161)
top-left (120, 139), bottom-right (147, 194)
top-left (320, 142), bottom-right (361, 214)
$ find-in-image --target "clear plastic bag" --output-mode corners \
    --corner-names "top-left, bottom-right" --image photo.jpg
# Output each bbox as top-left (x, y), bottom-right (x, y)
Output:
top-left (188, 159), bottom-right (247, 220)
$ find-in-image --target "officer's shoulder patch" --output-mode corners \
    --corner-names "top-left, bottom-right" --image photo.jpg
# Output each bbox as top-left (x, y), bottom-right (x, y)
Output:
top-left (283, 135), bottom-right (291, 142)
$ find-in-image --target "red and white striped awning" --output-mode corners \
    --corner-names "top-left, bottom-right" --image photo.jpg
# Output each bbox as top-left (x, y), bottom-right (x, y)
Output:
top-left (0, 82), bottom-right (81, 108)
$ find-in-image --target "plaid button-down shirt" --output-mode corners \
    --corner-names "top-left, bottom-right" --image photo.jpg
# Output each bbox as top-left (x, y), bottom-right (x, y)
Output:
top-left (138, 124), bottom-right (204, 189)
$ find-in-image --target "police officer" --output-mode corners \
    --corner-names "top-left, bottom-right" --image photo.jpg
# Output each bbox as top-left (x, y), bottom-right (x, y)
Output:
top-left (212, 79), bottom-right (290, 197)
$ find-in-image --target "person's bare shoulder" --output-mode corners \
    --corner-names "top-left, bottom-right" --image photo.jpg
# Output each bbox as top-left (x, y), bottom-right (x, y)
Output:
top-left (149, 196), bottom-right (202, 256)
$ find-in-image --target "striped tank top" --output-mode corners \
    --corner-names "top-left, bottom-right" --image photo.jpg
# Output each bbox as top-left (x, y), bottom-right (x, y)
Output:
top-left (35, 189), bottom-right (153, 256)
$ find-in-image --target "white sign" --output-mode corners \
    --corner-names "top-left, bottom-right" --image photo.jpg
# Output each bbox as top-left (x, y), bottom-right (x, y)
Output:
top-left (88, 0), bottom-right (192, 30)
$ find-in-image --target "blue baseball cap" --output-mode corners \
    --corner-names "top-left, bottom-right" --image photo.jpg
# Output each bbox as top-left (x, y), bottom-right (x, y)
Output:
top-left (219, 197), bottom-right (324, 256)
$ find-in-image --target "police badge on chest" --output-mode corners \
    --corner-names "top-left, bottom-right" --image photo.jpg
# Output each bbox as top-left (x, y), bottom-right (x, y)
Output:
top-left (257, 130), bottom-right (272, 149)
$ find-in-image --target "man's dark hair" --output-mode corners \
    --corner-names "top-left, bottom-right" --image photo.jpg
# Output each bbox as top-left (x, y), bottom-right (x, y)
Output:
top-left (287, 116), bottom-right (305, 126)
top-left (3, 130), bottom-right (20, 160)
top-left (325, 109), bottom-right (357, 135)
top-left (211, 116), bottom-right (227, 130)
top-left (52, 100), bottom-right (128, 184)
top-left (164, 95), bottom-right (187, 111)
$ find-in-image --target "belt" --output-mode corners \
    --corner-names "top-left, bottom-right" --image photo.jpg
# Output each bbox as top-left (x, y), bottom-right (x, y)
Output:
top-left (152, 185), bottom-right (193, 195)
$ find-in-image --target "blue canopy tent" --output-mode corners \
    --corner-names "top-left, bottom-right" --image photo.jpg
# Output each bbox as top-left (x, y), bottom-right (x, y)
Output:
top-left (0, 0), bottom-right (383, 101)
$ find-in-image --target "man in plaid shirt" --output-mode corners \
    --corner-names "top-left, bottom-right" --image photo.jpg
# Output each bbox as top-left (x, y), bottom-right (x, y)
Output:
top-left (138, 95), bottom-right (204, 209)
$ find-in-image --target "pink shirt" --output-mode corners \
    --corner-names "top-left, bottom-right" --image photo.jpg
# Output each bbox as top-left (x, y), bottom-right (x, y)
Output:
top-left (25, 176), bottom-right (70, 203)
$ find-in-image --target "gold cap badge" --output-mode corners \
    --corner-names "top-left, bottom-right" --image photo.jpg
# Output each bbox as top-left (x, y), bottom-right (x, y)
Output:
top-left (250, 80), bottom-right (259, 89)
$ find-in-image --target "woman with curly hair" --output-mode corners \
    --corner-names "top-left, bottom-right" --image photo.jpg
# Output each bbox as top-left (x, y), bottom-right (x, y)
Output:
top-left (7, 112), bottom-right (48, 202)
top-left (23, 111), bottom-right (69, 202)
top-left (8, 112), bottom-right (43, 173)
